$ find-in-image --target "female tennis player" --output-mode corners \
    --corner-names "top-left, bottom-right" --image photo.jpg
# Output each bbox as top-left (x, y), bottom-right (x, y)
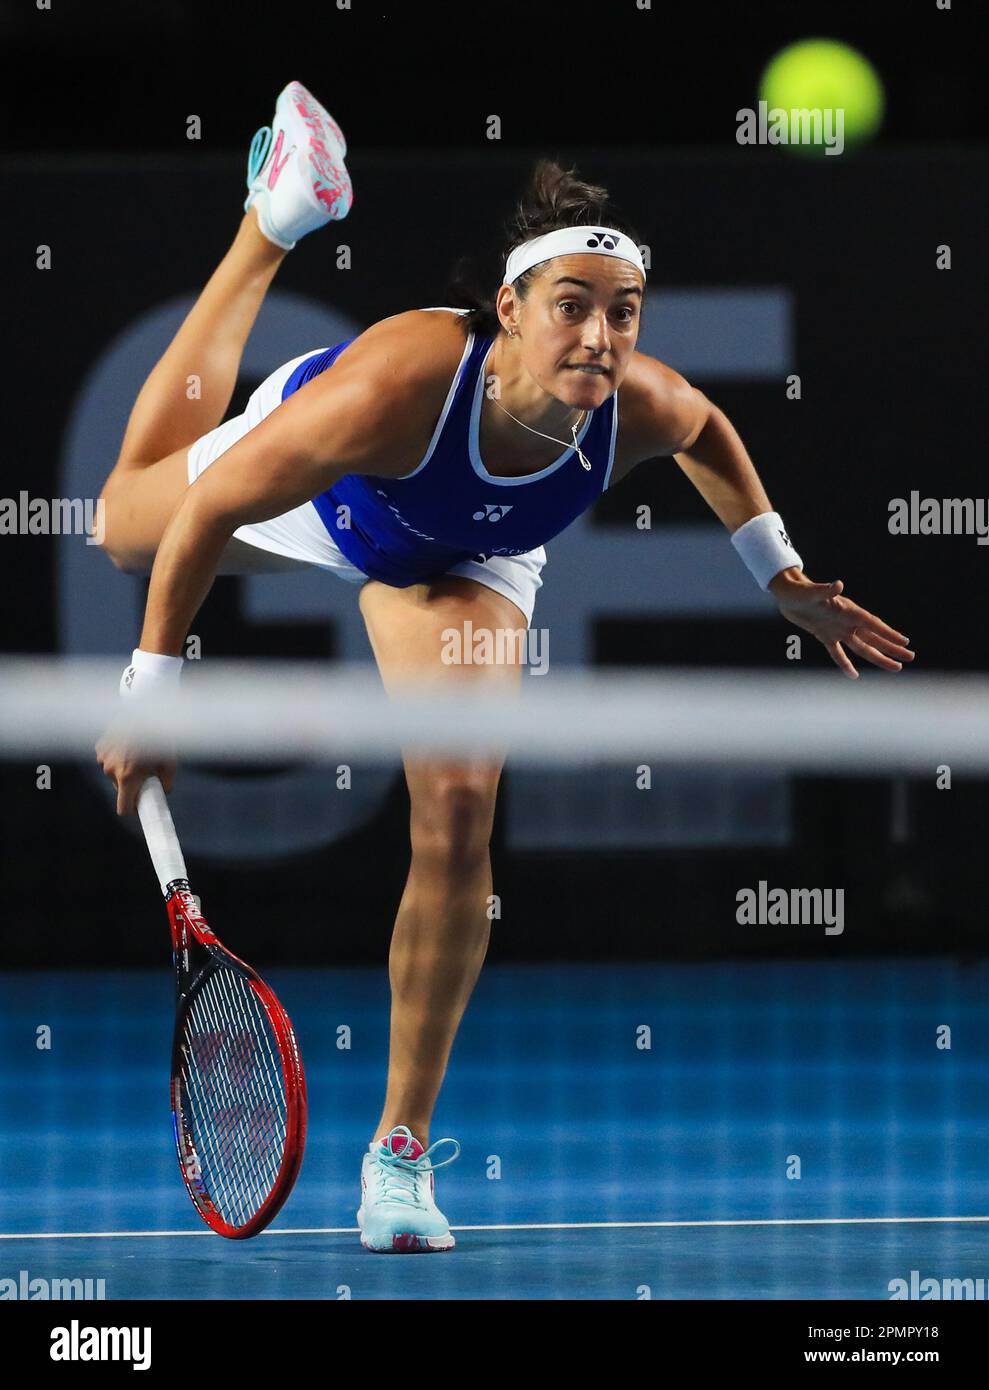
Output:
top-left (95, 80), bottom-right (914, 1253)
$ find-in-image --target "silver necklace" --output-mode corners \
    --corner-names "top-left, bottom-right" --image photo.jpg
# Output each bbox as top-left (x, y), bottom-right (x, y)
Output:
top-left (487, 340), bottom-right (593, 471)
top-left (488, 397), bottom-right (594, 472)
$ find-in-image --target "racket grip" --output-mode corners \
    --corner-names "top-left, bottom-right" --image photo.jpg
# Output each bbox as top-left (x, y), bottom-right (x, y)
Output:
top-left (137, 776), bottom-right (188, 895)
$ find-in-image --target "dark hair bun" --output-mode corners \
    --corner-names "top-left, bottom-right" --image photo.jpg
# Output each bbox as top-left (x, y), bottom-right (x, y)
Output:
top-left (445, 159), bottom-right (641, 339)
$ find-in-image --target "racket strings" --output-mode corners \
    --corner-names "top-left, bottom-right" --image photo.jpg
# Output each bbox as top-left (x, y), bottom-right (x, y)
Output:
top-left (179, 965), bottom-right (289, 1229)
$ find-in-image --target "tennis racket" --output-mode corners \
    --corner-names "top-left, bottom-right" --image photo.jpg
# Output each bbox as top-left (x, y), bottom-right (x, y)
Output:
top-left (136, 776), bottom-right (307, 1238)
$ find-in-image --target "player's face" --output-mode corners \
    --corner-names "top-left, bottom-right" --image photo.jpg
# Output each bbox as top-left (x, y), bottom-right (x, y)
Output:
top-left (520, 254), bottom-right (643, 407)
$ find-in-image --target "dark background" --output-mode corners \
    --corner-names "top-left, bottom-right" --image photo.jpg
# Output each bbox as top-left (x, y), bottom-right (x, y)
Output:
top-left (1, 0), bottom-right (986, 965)
top-left (1, 0), bottom-right (983, 153)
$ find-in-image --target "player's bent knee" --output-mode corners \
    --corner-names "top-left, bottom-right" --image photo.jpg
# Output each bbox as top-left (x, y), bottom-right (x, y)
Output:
top-left (94, 536), bottom-right (152, 574)
top-left (91, 530), bottom-right (125, 570)
top-left (93, 480), bottom-right (127, 569)
top-left (93, 478), bottom-right (154, 572)
top-left (409, 773), bottom-right (499, 870)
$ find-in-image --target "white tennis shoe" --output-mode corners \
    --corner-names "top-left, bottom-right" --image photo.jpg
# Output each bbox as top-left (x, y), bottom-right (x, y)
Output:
top-left (357, 1125), bottom-right (461, 1253)
top-left (244, 80), bottom-right (353, 250)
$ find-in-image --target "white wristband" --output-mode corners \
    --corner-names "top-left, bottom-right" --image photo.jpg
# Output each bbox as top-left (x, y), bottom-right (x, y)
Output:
top-left (730, 512), bottom-right (803, 591)
top-left (120, 647), bottom-right (184, 698)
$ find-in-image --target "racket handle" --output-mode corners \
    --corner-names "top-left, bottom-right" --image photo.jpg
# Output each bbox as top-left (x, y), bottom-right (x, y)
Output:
top-left (137, 776), bottom-right (188, 895)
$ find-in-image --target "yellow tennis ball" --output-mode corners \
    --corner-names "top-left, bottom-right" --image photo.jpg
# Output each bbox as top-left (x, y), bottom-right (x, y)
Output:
top-left (759, 39), bottom-right (885, 153)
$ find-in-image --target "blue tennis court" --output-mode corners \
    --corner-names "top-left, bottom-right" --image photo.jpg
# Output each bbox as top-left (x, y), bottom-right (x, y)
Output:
top-left (2, 959), bottom-right (986, 1300)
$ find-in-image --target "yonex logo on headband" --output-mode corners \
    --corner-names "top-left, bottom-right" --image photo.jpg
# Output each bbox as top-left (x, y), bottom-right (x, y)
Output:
top-left (503, 225), bottom-right (646, 286)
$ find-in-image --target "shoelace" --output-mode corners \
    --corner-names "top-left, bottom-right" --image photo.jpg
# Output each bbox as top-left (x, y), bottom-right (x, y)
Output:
top-left (373, 1125), bottom-right (461, 1209)
top-left (246, 126), bottom-right (272, 188)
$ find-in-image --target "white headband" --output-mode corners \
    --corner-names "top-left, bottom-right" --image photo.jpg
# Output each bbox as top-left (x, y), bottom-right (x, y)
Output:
top-left (503, 226), bottom-right (645, 286)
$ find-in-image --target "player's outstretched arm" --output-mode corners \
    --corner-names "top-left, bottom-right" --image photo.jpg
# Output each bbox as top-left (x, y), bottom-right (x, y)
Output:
top-left (627, 357), bottom-right (915, 678)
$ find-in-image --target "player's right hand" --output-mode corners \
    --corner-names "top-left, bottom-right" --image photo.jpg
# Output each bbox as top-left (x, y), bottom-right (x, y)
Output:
top-left (95, 732), bottom-right (177, 817)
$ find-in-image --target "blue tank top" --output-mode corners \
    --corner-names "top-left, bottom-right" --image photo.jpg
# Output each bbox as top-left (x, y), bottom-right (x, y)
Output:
top-left (280, 315), bottom-right (618, 586)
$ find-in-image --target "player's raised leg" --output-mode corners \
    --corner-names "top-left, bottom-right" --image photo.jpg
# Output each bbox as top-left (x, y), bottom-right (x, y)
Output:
top-left (97, 80), bottom-right (352, 570)
top-left (355, 575), bottom-right (527, 1252)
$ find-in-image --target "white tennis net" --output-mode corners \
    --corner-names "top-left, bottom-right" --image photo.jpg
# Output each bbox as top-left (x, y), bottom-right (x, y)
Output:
top-left (1, 658), bottom-right (986, 771)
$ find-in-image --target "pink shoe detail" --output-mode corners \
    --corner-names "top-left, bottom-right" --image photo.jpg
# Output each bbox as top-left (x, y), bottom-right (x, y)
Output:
top-left (267, 129), bottom-right (295, 190)
top-left (379, 1133), bottom-right (424, 1160)
top-left (290, 84), bottom-right (352, 218)
top-left (292, 85), bottom-right (347, 154)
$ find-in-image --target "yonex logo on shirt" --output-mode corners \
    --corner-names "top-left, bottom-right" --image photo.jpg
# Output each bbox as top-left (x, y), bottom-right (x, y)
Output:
top-left (473, 503), bottom-right (513, 523)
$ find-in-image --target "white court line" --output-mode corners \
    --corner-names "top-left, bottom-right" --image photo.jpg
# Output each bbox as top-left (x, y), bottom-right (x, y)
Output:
top-left (3, 1215), bottom-right (989, 1240)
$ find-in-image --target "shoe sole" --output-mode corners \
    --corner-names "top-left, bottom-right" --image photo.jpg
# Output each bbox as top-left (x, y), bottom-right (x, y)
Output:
top-left (360, 1231), bottom-right (456, 1253)
top-left (357, 1205), bottom-right (455, 1253)
top-left (280, 80), bottom-right (352, 221)
top-left (286, 80), bottom-right (347, 159)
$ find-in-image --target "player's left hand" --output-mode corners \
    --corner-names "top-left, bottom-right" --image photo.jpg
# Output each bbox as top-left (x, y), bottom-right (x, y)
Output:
top-left (768, 570), bottom-right (915, 679)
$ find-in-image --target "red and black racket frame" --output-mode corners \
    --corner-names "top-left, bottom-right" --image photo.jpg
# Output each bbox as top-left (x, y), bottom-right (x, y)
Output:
top-left (166, 879), bottom-right (308, 1239)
